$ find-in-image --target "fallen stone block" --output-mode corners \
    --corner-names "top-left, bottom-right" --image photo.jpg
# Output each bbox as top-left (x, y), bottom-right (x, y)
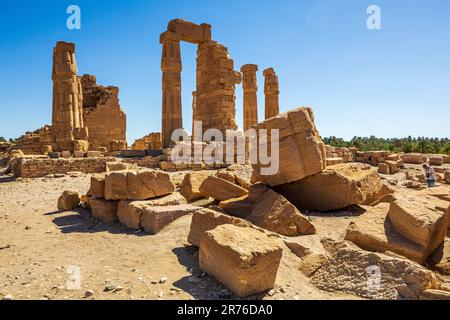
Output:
top-left (141, 204), bottom-right (200, 234)
top-left (446, 171), bottom-right (450, 184)
top-left (311, 240), bottom-right (439, 300)
top-left (429, 155), bottom-right (444, 166)
top-left (247, 188), bottom-right (316, 236)
top-left (105, 169), bottom-right (174, 200)
top-left (106, 161), bottom-right (131, 172)
top-left (388, 195), bottom-right (448, 258)
top-left (57, 190), bottom-right (80, 211)
top-left (283, 235), bottom-right (328, 276)
top-left (73, 151), bottom-right (85, 158)
top-left (120, 150), bottom-right (146, 158)
top-left (199, 176), bottom-right (248, 201)
top-left (274, 163), bottom-right (385, 212)
top-left (420, 290), bottom-right (450, 300)
top-left (218, 196), bottom-right (253, 219)
top-left (117, 192), bottom-right (187, 230)
top-left (428, 236), bottom-right (450, 275)
top-left (401, 153), bottom-right (427, 164)
top-left (89, 198), bottom-right (118, 223)
top-left (443, 155), bottom-right (450, 164)
top-left (346, 203), bottom-right (429, 264)
top-left (385, 160), bottom-right (402, 174)
top-left (188, 208), bottom-right (253, 247)
top-left (199, 224), bottom-right (283, 297)
top-left (251, 107), bottom-right (326, 187)
top-left (378, 163), bottom-right (390, 175)
top-left (89, 174), bottom-right (105, 198)
top-left (180, 171), bottom-right (214, 202)
top-left (61, 151), bottom-right (71, 159)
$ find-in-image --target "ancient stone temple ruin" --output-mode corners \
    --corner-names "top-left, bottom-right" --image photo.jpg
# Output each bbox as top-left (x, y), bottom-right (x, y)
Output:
top-left (241, 64), bottom-right (259, 131)
top-left (160, 19), bottom-right (242, 148)
top-left (51, 41), bottom-right (89, 152)
top-left (263, 68), bottom-right (280, 120)
top-left (132, 132), bottom-right (162, 150)
top-left (81, 75), bottom-right (127, 152)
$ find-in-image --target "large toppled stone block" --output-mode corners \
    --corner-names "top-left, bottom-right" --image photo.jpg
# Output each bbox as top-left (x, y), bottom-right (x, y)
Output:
top-left (89, 198), bottom-right (118, 223)
top-left (388, 195), bottom-right (448, 258)
top-left (311, 240), bottom-right (439, 300)
top-left (247, 187), bottom-right (316, 236)
top-left (179, 171), bottom-right (214, 201)
top-left (141, 204), bottom-right (200, 234)
top-left (346, 203), bottom-right (429, 264)
top-left (57, 190), bottom-right (80, 211)
top-left (274, 163), bottom-right (387, 212)
top-left (218, 196), bottom-right (253, 219)
top-left (188, 208), bottom-right (253, 247)
top-left (104, 169), bottom-right (174, 200)
top-left (117, 193), bottom-right (187, 230)
top-left (401, 153), bottom-right (427, 164)
top-left (251, 107), bottom-right (326, 187)
top-left (199, 224), bottom-right (283, 297)
top-left (199, 175), bottom-right (248, 201)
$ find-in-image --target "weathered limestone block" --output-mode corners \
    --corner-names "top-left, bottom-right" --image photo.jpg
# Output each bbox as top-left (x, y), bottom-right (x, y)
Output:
top-left (274, 163), bottom-right (386, 212)
top-left (378, 163), bottom-right (390, 175)
top-left (131, 132), bottom-right (162, 150)
top-left (247, 187), bottom-right (316, 236)
top-left (251, 107), bottom-right (326, 186)
top-left (311, 241), bottom-right (438, 300)
top-left (421, 290), bottom-right (450, 300)
top-left (106, 161), bottom-right (134, 172)
top-left (89, 174), bottom-right (105, 198)
top-left (429, 155), bottom-right (444, 166)
top-left (188, 208), bottom-right (253, 247)
top-left (443, 155), bottom-right (450, 164)
top-left (117, 193), bottom-right (187, 230)
top-left (445, 171), bottom-right (450, 184)
top-left (219, 196), bottom-right (253, 219)
top-left (388, 195), bottom-right (448, 258)
top-left (141, 204), bottom-right (200, 234)
top-left (385, 160), bottom-right (402, 174)
top-left (346, 203), bottom-right (429, 264)
top-left (401, 153), bottom-right (427, 164)
top-left (104, 170), bottom-right (175, 200)
top-left (179, 171), bottom-right (214, 201)
top-left (199, 224), bottom-right (283, 297)
top-left (57, 190), bottom-right (80, 211)
top-left (89, 198), bottom-right (118, 223)
top-left (87, 151), bottom-right (102, 158)
top-left (199, 176), bottom-right (248, 201)
top-left (326, 157), bottom-right (344, 166)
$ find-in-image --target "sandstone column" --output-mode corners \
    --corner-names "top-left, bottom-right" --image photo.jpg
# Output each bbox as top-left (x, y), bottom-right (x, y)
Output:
top-left (263, 68), bottom-right (279, 120)
top-left (51, 41), bottom-right (88, 151)
top-left (160, 31), bottom-right (183, 148)
top-left (241, 64), bottom-right (259, 131)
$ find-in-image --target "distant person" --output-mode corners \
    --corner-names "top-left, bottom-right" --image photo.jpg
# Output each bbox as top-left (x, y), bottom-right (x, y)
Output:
top-left (423, 163), bottom-right (436, 188)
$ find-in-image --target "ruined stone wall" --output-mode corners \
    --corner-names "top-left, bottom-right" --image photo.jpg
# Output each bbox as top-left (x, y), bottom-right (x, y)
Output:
top-left (13, 126), bottom-right (53, 155)
top-left (194, 41), bottom-right (242, 137)
top-left (132, 132), bottom-right (162, 150)
top-left (13, 157), bottom-right (116, 178)
top-left (81, 75), bottom-right (127, 152)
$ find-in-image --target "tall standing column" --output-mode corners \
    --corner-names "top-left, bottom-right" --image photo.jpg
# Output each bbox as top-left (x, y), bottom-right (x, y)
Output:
top-left (263, 68), bottom-right (280, 120)
top-left (52, 41), bottom-right (87, 151)
top-left (160, 31), bottom-right (183, 148)
top-left (241, 64), bottom-right (258, 131)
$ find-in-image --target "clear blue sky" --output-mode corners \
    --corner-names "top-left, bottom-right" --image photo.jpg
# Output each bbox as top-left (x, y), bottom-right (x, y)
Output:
top-left (1, 0), bottom-right (449, 144)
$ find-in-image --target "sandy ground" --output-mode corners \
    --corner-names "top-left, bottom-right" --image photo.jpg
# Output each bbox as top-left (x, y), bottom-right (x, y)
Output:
top-left (0, 172), bottom-right (360, 300)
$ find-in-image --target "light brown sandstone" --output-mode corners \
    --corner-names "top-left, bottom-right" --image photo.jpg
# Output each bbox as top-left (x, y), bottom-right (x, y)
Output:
top-left (401, 153), bottom-right (427, 164)
top-left (199, 224), bottom-right (283, 297)
top-left (429, 155), bottom-right (444, 166)
top-left (89, 198), bottom-right (118, 223)
top-left (188, 208), bottom-right (253, 247)
top-left (346, 203), bottom-right (429, 264)
top-left (274, 163), bottom-right (386, 212)
top-left (199, 176), bottom-right (248, 201)
top-left (179, 171), bottom-right (214, 201)
top-left (251, 107), bottom-right (326, 186)
top-left (104, 170), bottom-right (174, 201)
top-left (218, 196), bottom-right (253, 219)
top-left (89, 174), bottom-right (105, 198)
top-left (378, 163), bottom-right (390, 175)
top-left (247, 187), bottom-right (316, 236)
top-left (57, 190), bottom-right (80, 211)
top-left (141, 204), bottom-right (200, 234)
top-left (388, 195), bottom-right (448, 258)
